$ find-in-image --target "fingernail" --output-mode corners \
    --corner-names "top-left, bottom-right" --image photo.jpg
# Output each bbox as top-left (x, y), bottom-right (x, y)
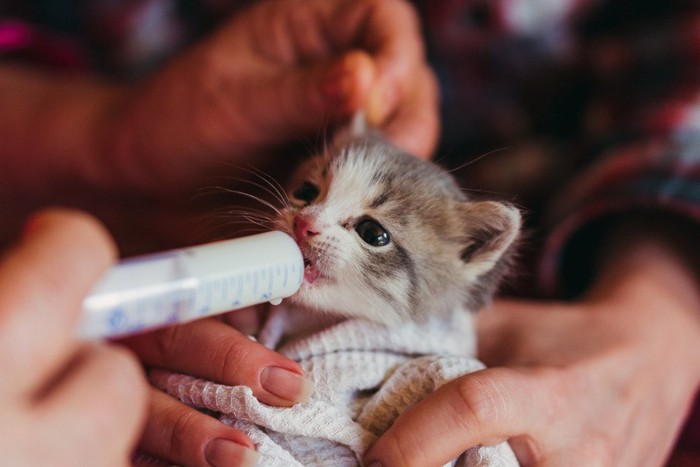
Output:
top-left (366, 80), bottom-right (397, 126)
top-left (260, 366), bottom-right (314, 403)
top-left (205, 438), bottom-right (259, 467)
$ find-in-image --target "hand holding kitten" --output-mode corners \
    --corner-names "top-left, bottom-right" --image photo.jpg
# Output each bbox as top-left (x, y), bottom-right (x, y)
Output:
top-left (365, 224), bottom-right (700, 467)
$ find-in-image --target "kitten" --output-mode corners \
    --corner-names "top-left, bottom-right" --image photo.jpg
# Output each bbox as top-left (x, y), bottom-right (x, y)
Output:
top-left (274, 120), bottom-right (521, 325)
top-left (151, 119), bottom-right (523, 467)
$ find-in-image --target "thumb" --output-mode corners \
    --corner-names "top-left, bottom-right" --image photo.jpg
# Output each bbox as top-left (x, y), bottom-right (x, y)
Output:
top-left (363, 368), bottom-right (553, 467)
top-left (254, 50), bottom-right (377, 138)
top-left (318, 50), bottom-right (378, 118)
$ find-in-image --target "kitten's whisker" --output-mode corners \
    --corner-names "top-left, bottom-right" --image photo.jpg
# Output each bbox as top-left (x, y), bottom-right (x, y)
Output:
top-left (197, 161), bottom-right (290, 209)
top-left (447, 147), bottom-right (509, 173)
top-left (219, 176), bottom-right (287, 209)
top-left (216, 214), bottom-right (275, 231)
top-left (209, 207), bottom-right (274, 224)
top-left (461, 187), bottom-right (514, 198)
top-left (223, 205), bottom-right (276, 219)
top-left (222, 227), bottom-right (266, 237)
top-left (218, 211), bottom-right (274, 228)
top-left (223, 221), bottom-right (271, 231)
top-left (217, 215), bottom-right (272, 229)
top-left (243, 166), bottom-right (292, 209)
top-left (213, 188), bottom-right (283, 215)
top-left (220, 209), bottom-right (272, 219)
top-left (219, 216), bottom-right (273, 228)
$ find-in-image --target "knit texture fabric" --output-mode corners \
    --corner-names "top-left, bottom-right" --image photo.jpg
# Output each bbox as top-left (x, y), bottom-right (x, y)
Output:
top-left (151, 306), bottom-right (518, 466)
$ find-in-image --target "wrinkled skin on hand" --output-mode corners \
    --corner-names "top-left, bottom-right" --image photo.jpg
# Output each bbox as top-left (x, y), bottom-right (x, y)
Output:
top-left (365, 227), bottom-right (700, 467)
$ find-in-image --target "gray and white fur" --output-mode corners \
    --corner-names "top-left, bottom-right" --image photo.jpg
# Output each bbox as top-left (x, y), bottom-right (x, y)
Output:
top-left (275, 116), bottom-right (521, 325)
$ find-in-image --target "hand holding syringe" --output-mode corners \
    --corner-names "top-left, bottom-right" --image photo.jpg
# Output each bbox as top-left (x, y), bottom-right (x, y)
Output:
top-left (79, 231), bottom-right (303, 340)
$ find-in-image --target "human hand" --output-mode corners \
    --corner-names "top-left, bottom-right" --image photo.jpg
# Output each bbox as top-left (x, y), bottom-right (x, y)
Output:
top-left (120, 309), bottom-right (313, 467)
top-left (365, 234), bottom-right (700, 466)
top-left (0, 0), bottom-right (438, 254)
top-left (102, 0), bottom-right (439, 196)
top-left (0, 209), bottom-right (147, 466)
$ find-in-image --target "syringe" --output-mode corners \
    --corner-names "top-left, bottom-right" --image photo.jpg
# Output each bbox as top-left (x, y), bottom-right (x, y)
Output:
top-left (79, 231), bottom-right (303, 340)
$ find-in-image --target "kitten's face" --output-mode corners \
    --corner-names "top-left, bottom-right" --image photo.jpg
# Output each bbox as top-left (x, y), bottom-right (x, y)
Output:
top-left (275, 135), bottom-right (520, 325)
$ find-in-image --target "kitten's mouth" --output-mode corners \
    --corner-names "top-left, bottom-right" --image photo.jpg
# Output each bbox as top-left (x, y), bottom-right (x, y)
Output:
top-left (303, 256), bottom-right (321, 284)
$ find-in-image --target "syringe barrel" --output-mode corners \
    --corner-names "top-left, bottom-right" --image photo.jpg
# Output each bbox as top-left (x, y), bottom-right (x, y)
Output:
top-left (79, 231), bottom-right (303, 339)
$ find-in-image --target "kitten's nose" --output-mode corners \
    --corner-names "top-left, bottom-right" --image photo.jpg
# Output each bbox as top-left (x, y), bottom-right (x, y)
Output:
top-left (294, 215), bottom-right (319, 241)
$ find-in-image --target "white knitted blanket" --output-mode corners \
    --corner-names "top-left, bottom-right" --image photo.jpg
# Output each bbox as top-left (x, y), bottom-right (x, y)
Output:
top-left (151, 306), bottom-right (518, 466)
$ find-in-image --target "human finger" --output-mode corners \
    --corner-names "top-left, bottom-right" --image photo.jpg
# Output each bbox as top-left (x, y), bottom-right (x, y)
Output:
top-left (379, 64), bottom-right (440, 158)
top-left (322, 0), bottom-right (425, 82)
top-left (242, 0), bottom-right (434, 151)
top-left (0, 209), bottom-right (116, 397)
top-left (221, 306), bottom-right (262, 336)
top-left (240, 0), bottom-right (424, 69)
top-left (364, 367), bottom-right (554, 467)
top-left (254, 47), bottom-right (439, 158)
top-left (332, 0), bottom-right (439, 157)
top-left (238, 49), bottom-right (376, 145)
top-left (120, 318), bottom-right (313, 407)
top-left (36, 343), bottom-right (147, 467)
top-left (138, 388), bottom-right (259, 467)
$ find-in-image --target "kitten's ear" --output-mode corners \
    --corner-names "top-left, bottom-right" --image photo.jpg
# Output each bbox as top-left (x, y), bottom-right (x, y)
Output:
top-left (459, 201), bottom-right (521, 275)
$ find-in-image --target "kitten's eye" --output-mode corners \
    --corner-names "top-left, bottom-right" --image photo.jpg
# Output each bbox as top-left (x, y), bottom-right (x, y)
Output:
top-left (355, 219), bottom-right (390, 247)
top-left (293, 182), bottom-right (319, 203)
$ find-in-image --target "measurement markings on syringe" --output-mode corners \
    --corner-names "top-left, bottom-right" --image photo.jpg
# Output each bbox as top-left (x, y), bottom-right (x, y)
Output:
top-left (233, 275), bottom-right (243, 306)
top-left (278, 264), bottom-right (287, 288)
top-left (265, 265), bottom-right (274, 300)
top-left (136, 298), bottom-right (150, 328)
top-left (196, 280), bottom-right (211, 315)
top-left (220, 277), bottom-right (228, 304)
top-left (104, 261), bottom-right (301, 332)
top-left (80, 231), bottom-right (303, 339)
top-left (260, 268), bottom-right (267, 299)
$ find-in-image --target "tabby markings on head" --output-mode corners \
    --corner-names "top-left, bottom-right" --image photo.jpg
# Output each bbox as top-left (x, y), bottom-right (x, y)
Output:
top-left (275, 124), bottom-right (521, 325)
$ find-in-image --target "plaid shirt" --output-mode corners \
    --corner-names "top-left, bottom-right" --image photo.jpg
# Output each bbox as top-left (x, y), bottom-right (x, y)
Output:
top-left (412, 0), bottom-right (700, 291)
top-left (1, 0), bottom-right (699, 458)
